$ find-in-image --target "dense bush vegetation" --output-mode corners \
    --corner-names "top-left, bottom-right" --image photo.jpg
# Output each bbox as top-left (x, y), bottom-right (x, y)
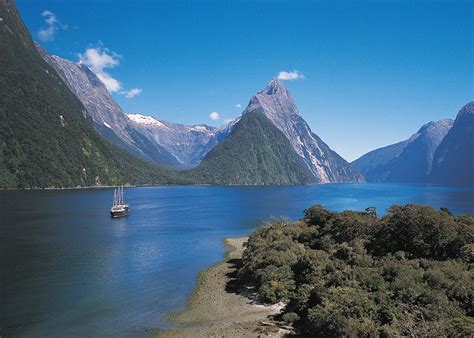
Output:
top-left (238, 204), bottom-right (474, 336)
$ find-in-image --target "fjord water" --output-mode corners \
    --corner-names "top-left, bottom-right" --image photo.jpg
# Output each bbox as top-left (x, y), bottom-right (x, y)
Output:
top-left (1, 185), bottom-right (473, 337)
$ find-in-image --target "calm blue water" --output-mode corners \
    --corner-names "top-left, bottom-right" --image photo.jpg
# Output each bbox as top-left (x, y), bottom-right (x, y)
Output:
top-left (1, 184), bottom-right (473, 337)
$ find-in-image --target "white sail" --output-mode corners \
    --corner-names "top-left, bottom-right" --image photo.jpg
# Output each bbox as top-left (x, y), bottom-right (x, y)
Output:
top-left (110, 186), bottom-right (129, 217)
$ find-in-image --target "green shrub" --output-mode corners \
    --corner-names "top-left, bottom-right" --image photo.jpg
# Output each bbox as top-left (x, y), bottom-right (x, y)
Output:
top-left (237, 204), bottom-right (474, 336)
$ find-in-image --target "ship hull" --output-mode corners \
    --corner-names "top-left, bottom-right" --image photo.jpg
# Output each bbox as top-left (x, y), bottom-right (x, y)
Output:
top-left (110, 206), bottom-right (129, 218)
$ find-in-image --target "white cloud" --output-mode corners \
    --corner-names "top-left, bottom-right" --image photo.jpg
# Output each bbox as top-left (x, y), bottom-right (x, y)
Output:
top-left (235, 103), bottom-right (242, 109)
top-left (79, 46), bottom-right (122, 93)
top-left (125, 88), bottom-right (143, 98)
top-left (79, 45), bottom-right (143, 96)
top-left (277, 70), bottom-right (305, 81)
top-left (37, 10), bottom-right (67, 42)
top-left (209, 112), bottom-right (220, 121)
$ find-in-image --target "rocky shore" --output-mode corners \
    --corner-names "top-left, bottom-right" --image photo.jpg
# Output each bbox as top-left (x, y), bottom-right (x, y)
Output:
top-left (155, 237), bottom-right (290, 337)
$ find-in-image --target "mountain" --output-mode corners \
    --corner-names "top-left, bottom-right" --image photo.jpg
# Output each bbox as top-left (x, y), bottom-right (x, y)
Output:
top-left (350, 141), bottom-right (406, 181)
top-left (243, 79), bottom-right (364, 183)
top-left (127, 114), bottom-right (236, 167)
top-left (188, 110), bottom-right (314, 185)
top-left (36, 46), bottom-right (238, 168)
top-left (0, 1), bottom-right (187, 188)
top-left (431, 102), bottom-right (474, 186)
top-left (352, 119), bottom-right (453, 183)
top-left (35, 45), bottom-right (182, 167)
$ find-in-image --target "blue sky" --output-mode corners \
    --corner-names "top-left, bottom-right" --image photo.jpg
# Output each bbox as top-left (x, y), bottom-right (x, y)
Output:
top-left (18, 0), bottom-right (472, 161)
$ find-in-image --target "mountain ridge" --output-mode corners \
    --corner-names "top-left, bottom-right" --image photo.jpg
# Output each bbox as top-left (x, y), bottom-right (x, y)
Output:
top-left (0, 0), bottom-right (188, 188)
top-left (243, 79), bottom-right (364, 183)
top-left (36, 44), bottom-right (238, 169)
top-left (36, 43), bottom-right (183, 167)
top-left (352, 119), bottom-right (453, 183)
top-left (127, 113), bottom-right (236, 167)
top-left (431, 102), bottom-right (474, 186)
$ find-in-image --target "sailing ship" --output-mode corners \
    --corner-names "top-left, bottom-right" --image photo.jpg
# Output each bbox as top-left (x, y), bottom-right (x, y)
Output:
top-left (110, 186), bottom-right (129, 218)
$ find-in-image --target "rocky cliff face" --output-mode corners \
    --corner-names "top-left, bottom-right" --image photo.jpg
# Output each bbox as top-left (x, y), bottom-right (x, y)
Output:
top-left (243, 79), bottom-right (364, 183)
top-left (36, 44), bottom-right (181, 167)
top-left (352, 119), bottom-right (453, 183)
top-left (36, 45), bottom-right (130, 140)
top-left (431, 102), bottom-right (474, 186)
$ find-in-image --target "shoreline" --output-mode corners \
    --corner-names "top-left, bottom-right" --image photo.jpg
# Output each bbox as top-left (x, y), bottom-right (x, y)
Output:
top-left (1, 182), bottom-right (466, 192)
top-left (155, 237), bottom-right (290, 337)
top-left (0, 182), bottom-right (320, 191)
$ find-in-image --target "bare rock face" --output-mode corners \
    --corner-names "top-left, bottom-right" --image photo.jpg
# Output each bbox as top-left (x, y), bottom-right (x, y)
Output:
top-left (243, 79), bottom-right (364, 183)
top-left (36, 43), bottom-right (130, 139)
top-left (36, 43), bottom-right (181, 166)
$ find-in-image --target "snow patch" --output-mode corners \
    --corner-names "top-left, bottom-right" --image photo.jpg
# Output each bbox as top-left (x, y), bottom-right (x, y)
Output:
top-left (189, 125), bottom-right (208, 132)
top-left (127, 114), bottom-right (166, 128)
top-left (103, 121), bottom-right (112, 129)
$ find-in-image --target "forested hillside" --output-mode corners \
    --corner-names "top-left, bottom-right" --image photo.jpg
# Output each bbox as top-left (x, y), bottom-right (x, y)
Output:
top-left (0, 1), bottom-right (189, 188)
top-left (187, 110), bottom-right (314, 185)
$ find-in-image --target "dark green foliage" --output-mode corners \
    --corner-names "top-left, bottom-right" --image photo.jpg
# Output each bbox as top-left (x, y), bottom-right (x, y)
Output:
top-left (0, 2), bottom-right (191, 188)
top-left (371, 204), bottom-right (474, 259)
top-left (188, 110), bottom-right (314, 185)
top-left (238, 204), bottom-right (474, 336)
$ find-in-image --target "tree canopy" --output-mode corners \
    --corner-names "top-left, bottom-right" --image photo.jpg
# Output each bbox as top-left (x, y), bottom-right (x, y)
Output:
top-left (238, 204), bottom-right (474, 336)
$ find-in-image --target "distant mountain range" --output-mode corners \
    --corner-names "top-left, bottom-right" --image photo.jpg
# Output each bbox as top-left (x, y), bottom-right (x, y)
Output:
top-left (127, 114), bottom-right (235, 167)
top-left (353, 102), bottom-right (473, 186)
top-left (125, 78), bottom-right (366, 184)
top-left (38, 42), bottom-right (362, 183)
top-left (431, 102), bottom-right (474, 186)
top-left (352, 119), bottom-right (453, 183)
top-left (34, 33), bottom-right (363, 184)
top-left (1, 1), bottom-right (472, 188)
